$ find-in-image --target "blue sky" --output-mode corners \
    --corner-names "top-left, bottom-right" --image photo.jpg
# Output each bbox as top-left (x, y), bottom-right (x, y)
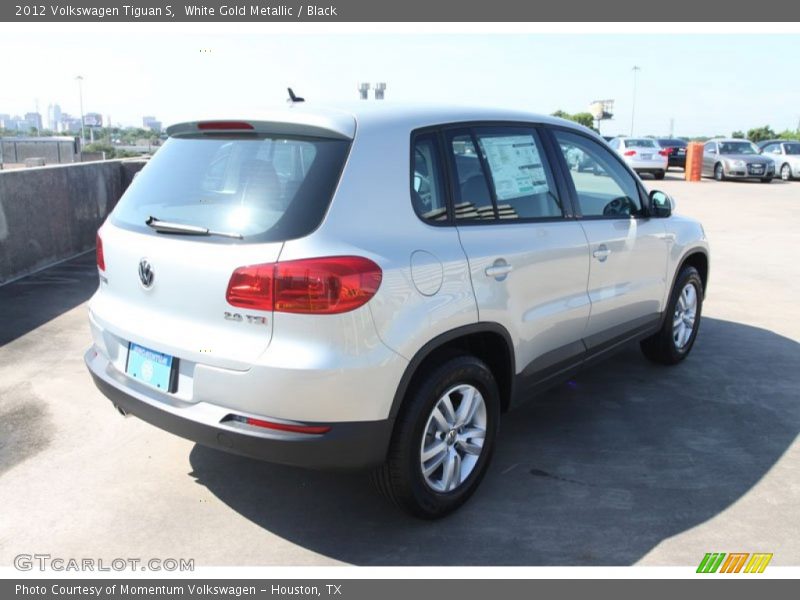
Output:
top-left (1, 32), bottom-right (798, 136)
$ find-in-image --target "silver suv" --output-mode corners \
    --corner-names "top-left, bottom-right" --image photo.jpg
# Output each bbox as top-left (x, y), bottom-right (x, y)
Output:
top-left (85, 104), bottom-right (709, 518)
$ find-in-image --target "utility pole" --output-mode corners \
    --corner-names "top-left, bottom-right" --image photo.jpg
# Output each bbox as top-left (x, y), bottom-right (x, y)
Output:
top-left (76, 75), bottom-right (86, 144)
top-left (669, 117), bottom-right (674, 138)
top-left (630, 65), bottom-right (640, 136)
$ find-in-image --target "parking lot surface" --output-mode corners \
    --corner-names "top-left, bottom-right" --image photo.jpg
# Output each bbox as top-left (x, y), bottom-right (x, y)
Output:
top-left (0, 173), bottom-right (798, 566)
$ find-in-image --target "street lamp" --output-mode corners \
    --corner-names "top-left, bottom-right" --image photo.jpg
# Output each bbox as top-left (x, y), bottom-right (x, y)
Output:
top-left (75, 75), bottom-right (86, 144)
top-left (630, 66), bottom-right (641, 136)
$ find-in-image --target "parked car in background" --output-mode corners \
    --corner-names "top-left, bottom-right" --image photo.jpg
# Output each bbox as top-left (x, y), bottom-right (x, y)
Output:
top-left (656, 138), bottom-right (688, 171)
top-left (702, 139), bottom-right (775, 183)
top-left (758, 139), bottom-right (800, 181)
top-left (608, 137), bottom-right (668, 179)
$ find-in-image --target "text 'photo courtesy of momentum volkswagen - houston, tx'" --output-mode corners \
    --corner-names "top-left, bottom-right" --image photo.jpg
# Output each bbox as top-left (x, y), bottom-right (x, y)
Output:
top-left (85, 102), bottom-right (709, 518)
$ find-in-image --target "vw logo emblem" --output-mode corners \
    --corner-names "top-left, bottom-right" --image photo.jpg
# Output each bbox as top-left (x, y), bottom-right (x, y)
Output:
top-left (138, 258), bottom-right (154, 288)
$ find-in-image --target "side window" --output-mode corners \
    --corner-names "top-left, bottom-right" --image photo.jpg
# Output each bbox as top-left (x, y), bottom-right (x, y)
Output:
top-left (704, 142), bottom-right (716, 154)
top-left (448, 133), bottom-right (495, 220)
top-left (553, 130), bottom-right (643, 218)
top-left (411, 133), bottom-right (448, 222)
top-left (447, 128), bottom-right (562, 221)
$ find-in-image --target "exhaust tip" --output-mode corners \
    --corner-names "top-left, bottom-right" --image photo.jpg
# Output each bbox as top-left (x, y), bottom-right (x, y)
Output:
top-left (114, 404), bottom-right (130, 417)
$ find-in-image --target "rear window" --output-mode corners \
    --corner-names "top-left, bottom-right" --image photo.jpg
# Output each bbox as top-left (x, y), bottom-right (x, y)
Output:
top-left (658, 139), bottom-right (687, 147)
top-left (112, 134), bottom-right (350, 243)
top-left (624, 138), bottom-right (657, 148)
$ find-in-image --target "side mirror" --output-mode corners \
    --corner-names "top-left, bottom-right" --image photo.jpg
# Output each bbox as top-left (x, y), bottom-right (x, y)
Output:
top-left (650, 190), bottom-right (673, 218)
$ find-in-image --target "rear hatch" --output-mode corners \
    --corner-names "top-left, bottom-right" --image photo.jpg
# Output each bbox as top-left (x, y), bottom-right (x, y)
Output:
top-left (92, 118), bottom-right (352, 370)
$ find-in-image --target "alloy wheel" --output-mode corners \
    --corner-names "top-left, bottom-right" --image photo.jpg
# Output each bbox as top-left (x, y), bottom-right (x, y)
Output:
top-left (672, 283), bottom-right (698, 350)
top-left (419, 384), bottom-right (487, 493)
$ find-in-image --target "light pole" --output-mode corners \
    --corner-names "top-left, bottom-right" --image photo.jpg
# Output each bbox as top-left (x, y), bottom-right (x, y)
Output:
top-left (630, 66), bottom-right (640, 136)
top-left (75, 75), bottom-right (86, 144)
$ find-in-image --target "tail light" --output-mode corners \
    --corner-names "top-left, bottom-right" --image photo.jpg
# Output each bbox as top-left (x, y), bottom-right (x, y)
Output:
top-left (226, 256), bottom-right (382, 315)
top-left (624, 150), bottom-right (636, 156)
top-left (659, 149), bottom-right (670, 156)
top-left (197, 121), bottom-right (254, 131)
top-left (96, 233), bottom-right (105, 271)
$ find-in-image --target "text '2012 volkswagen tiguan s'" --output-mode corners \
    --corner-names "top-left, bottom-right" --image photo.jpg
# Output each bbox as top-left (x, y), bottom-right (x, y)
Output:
top-left (86, 103), bottom-right (709, 518)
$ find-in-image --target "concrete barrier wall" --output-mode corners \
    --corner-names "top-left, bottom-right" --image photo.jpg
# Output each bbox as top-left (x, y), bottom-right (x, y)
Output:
top-left (0, 159), bottom-right (147, 284)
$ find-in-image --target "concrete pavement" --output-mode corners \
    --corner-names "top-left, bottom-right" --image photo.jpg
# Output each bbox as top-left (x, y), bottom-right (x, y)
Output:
top-left (0, 173), bottom-right (798, 566)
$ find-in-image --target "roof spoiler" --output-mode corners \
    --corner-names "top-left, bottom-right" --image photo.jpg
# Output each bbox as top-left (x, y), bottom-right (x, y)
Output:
top-left (166, 114), bottom-right (354, 140)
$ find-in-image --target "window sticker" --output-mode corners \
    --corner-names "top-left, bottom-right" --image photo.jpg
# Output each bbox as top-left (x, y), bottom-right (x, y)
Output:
top-left (480, 135), bottom-right (549, 200)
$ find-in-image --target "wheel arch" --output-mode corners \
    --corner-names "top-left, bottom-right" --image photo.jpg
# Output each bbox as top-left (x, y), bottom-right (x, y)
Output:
top-left (676, 249), bottom-right (709, 297)
top-left (388, 323), bottom-right (516, 421)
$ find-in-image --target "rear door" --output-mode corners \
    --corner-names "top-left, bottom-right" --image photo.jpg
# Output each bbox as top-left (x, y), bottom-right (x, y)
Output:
top-left (444, 125), bottom-right (591, 383)
top-left (549, 129), bottom-right (669, 350)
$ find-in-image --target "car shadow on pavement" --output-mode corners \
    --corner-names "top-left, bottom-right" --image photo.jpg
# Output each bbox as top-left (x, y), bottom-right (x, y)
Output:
top-left (0, 252), bottom-right (97, 346)
top-left (188, 317), bottom-right (800, 565)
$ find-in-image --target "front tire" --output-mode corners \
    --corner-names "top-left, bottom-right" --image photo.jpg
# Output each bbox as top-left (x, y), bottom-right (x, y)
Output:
top-left (761, 177), bottom-right (773, 184)
top-left (640, 266), bottom-right (703, 365)
top-left (714, 163), bottom-right (725, 181)
top-left (780, 164), bottom-right (792, 181)
top-left (372, 355), bottom-right (500, 519)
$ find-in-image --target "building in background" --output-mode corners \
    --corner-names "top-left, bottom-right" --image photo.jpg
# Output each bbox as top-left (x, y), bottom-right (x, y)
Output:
top-left (0, 114), bottom-right (10, 129)
top-left (59, 113), bottom-right (83, 134)
top-left (47, 103), bottom-right (62, 131)
top-left (142, 116), bottom-right (162, 132)
top-left (24, 112), bottom-right (42, 132)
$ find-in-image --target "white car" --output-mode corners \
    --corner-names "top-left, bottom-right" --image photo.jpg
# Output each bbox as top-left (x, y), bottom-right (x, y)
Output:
top-left (85, 104), bottom-right (709, 518)
top-left (760, 140), bottom-right (800, 181)
top-left (608, 137), bottom-right (668, 179)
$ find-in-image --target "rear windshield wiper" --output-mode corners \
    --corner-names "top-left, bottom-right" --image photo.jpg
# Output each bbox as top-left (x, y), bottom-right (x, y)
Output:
top-left (146, 216), bottom-right (243, 239)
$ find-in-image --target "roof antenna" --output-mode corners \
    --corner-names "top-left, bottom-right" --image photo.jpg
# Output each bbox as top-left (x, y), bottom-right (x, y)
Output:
top-left (287, 88), bottom-right (305, 104)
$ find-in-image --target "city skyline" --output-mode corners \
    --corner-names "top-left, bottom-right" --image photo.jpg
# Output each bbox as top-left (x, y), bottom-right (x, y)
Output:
top-left (1, 32), bottom-right (799, 136)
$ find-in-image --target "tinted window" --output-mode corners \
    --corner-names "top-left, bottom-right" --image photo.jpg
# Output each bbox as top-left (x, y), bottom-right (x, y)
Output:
top-left (784, 143), bottom-right (800, 155)
top-left (449, 134), bottom-right (495, 220)
top-left (762, 143), bottom-right (778, 153)
top-left (704, 142), bottom-right (716, 153)
top-left (447, 129), bottom-right (561, 221)
top-left (554, 130), bottom-right (642, 218)
top-left (411, 133), bottom-right (448, 222)
top-left (624, 138), bottom-right (657, 148)
top-left (112, 135), bottom-right (349, 243)
top-left (657, 138), bottom-right (687, 148)
top-left (718, 141), bottom-right (759, 155)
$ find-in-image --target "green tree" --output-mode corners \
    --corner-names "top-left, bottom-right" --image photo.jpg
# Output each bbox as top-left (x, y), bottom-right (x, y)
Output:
top-left (731, 131), bottom-right (744, 139)
top-left (746, 125), bottom-right (776, 143)
top-left (551, 110), bottom-right (596, 130)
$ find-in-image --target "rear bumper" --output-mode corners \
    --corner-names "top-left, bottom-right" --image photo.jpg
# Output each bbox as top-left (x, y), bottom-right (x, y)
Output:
top-left (85, 347), bottom-right (393, 470)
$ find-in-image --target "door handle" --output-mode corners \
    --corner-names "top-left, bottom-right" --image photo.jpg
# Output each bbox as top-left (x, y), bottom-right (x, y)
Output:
top-left (485, 261), bottom-right (513, 279)
top-left (592, 245), bottom-right (611, 262)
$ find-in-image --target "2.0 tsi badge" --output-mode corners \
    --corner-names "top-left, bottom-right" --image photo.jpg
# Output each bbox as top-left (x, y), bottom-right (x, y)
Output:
top-left (138, 258), bottom-right (154, 288)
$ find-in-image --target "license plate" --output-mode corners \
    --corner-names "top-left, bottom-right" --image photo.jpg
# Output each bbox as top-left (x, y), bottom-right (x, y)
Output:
top-left (125, 343), bottom-right (177, 392)
top-left (678, 149), bottom-right (686, 155)
top-left (751, 165), bottom-right (764, 172)
top-left (640, 154), bottom-right (652, 160)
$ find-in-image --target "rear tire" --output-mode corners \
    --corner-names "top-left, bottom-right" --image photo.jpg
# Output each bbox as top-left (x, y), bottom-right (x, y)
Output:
top-left (372, 355), bottom-right (500, 519)
top-left (640, 266), bottom-right (703, 365)
top-left (654, 170), bottom-right (666, 180)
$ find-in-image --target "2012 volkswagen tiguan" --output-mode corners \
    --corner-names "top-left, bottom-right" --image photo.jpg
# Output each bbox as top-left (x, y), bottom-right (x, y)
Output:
top-left (85, 103), bottom-right (709, 518)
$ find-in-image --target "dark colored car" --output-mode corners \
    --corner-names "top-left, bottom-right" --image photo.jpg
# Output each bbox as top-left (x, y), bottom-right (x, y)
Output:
top-left (657, 139), bottom-right (688, 170)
